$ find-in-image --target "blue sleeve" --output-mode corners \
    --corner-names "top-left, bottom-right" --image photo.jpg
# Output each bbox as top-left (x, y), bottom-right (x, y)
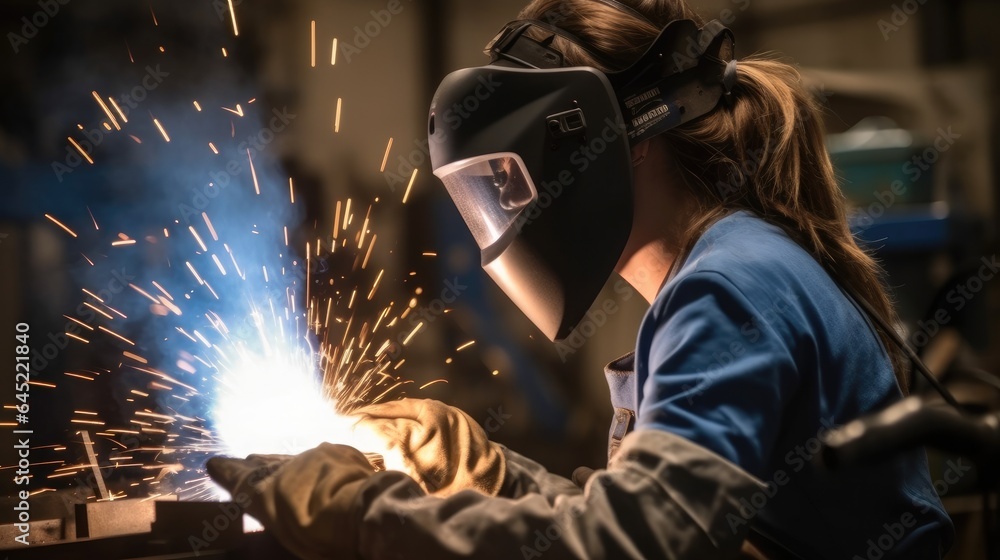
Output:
top-left (636, 270), bottom-right (800, 479)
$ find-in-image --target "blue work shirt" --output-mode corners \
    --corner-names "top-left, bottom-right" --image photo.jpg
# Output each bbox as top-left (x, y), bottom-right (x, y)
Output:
top-left (613, 211), bottom-right (954, 559)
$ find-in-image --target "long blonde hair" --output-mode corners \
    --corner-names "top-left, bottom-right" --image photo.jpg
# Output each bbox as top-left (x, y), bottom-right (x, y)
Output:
top-left (518, 0), bottom-right (908, 389)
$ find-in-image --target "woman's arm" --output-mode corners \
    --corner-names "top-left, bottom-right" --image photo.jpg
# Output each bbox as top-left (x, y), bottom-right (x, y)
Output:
top-left (498, 445), bottom-right (584, 501)
top-left (356, 428), bottom-right (765, 560)
top-left (636, 270), bottom-right (801, 478)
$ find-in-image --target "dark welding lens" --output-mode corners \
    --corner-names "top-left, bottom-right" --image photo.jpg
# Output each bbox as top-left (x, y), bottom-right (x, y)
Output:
top-left (495, 158), bottom-right (534, 211)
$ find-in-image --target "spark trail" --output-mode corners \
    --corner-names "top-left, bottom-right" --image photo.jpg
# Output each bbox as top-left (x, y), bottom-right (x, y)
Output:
top-left (1, 10), bottom-right (456, 504)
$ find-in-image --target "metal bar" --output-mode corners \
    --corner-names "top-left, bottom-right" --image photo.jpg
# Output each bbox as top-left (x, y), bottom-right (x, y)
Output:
top-left (80, 431), bottom-right (109, 501)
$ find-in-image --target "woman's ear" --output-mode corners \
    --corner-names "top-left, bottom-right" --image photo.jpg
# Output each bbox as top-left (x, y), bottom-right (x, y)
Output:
top-left (631, 140), bottom-right (651, 167)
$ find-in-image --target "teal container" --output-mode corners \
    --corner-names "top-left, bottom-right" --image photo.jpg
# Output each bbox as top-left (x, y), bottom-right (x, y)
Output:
top-left (828, 144), bottom-right (936, 208)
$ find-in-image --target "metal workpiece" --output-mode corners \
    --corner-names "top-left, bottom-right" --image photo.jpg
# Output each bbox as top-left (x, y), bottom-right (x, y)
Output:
top-left (2, 499), bottom-right (297, 559)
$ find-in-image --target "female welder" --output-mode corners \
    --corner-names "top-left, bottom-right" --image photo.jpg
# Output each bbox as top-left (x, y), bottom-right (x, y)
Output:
top-left (208, 1), bottom-right (955, 558)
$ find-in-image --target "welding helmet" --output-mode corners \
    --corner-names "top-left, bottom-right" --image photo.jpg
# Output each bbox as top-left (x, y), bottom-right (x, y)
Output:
top-left (429, 16), bottom-right (735, 341)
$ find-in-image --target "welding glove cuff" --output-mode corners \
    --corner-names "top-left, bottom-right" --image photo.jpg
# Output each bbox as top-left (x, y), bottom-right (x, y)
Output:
top-left (206, 443), bottom-right (374, 560)
top-left (353, 398), bottom-right (506, 497)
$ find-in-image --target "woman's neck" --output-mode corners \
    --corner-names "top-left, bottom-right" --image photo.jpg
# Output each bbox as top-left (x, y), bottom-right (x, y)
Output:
top-left (615, 140), bottom-right (700, 304)
top-left (616, 239), bottom-right (679, 304)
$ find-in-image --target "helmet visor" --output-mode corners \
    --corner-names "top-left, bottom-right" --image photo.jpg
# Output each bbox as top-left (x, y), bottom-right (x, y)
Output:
top-left (435, 153), bottom-right (538, 249)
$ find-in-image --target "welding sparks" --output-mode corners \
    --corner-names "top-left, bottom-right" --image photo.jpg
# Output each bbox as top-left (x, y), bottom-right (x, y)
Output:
top-left (367, 269), bottom-right (384, 300)
top-left (247, 149), bottom-right (260, 195)
top-left (334, 98), bottom-right (342, 133)
top-left (185, 261), bottom-right (205, 285)
top-left (211, 254), bottom-right (227, 275)
top-left (211, 342), bottom-right (399, 467)
top-left (188, 226), bottom-right (209, 252)
top-left (227, 0), bottom-right (239, 36)
top-left (124, 351), bottom-right (148, 364)
top-left (402, 322), bottom-right (424, 346)
top-left (68, 137), bottom-right (95, 165)
top-left (44, 214), bottom-right (78, 238)
top-left (98, 326), bottom-right (135, 346)
top-left (310, 20), bottom-right (316, 68)
top-left (109, 97), bottom-right (128, 123)
top-left (402, 169), bottom-right (418, 204)
top-left (419, 379), bottom-right (448, 390)
top-left (153, 118), bottom-right (171, 142)
top-left (380, 138), bottom-right (393, 172)
top-left (361, 234), bottom-right (377, 270)
top-left (86, 206), bottom-right (100, 230)
top-left (93, 91), bottom-right (121, 130)
top-left (203, 213), bottom-right (219, 241)
top-left (82, 288), bottom-right (105, 302)
top-left (64, 315), bottom-right (94, 332)
top-left (33, 33), bottom-right (456, 506)
top-left (83, 302), bottom-right (113, 320)
top-left (129, 283), bottom-right (159, 304)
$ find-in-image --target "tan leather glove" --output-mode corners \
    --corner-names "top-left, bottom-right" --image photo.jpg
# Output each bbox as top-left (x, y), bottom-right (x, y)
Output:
top-left (353, 398), bottom-right (506, 497)
top-left (206, 443), bottom-right (375, 560)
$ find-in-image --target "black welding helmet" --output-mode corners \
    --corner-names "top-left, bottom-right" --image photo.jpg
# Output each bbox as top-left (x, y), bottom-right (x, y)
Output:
top-left (429, 16), bottom-right (735, 341)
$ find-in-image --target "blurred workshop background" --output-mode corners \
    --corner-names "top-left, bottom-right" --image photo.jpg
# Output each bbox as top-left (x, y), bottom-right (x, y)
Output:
top-left (0, 0), bottom-right (998, 557)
